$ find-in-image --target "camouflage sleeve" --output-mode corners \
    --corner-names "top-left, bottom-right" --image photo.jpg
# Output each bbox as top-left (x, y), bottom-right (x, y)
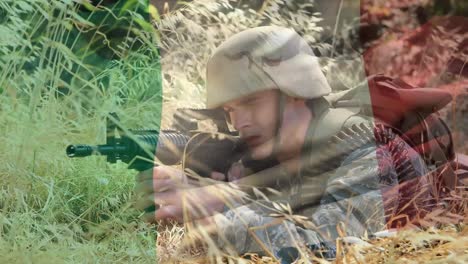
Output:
top-left (310, 143), bottom-right (395, 241)
top-left (213, 201), bottom-right (324, 258)
top-left (213, 142), bottom-right (428, 257)
top-left (313, 139), bottom-right (429, 239)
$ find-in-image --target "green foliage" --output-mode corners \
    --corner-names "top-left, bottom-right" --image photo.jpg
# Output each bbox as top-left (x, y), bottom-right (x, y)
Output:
top-left (429, 0), bottom-right (468, 16)
top-left (0, 0), bottom-right (160, 262)
top-left (0, 0), bottom-right (363, 262)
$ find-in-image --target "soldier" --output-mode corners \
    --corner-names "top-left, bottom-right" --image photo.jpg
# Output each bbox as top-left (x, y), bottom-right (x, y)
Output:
top-left (135, 26), bottom-right (432, 261)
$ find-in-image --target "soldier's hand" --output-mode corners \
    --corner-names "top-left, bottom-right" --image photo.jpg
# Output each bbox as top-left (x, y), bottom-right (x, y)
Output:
top-left (134, 166), bottom-right (226, 223)
top-left (210, 161), bottom-right (245, 182)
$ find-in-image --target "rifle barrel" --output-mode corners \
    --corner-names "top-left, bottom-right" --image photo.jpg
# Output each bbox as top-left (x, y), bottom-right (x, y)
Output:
top-left (66, 144), bottom-right (127, 157)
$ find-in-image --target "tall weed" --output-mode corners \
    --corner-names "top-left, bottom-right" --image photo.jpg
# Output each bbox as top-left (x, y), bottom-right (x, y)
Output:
top-left (0, 0), bottom-right (160, 262)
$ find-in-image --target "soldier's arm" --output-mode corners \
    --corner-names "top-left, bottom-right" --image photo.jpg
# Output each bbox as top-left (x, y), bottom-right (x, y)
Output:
top-left (308, 143), bottom-right (397, 241)
top-left (211, 142), bottom-right (428, 258)
top-left (314, 136), bottom-right (430, 239)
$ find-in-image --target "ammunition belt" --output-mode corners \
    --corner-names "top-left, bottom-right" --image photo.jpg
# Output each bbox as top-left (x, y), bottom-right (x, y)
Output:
top-left (304, 122), bottom-right (418, 184)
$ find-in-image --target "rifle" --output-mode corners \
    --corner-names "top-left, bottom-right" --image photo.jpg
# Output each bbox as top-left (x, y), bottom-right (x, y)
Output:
top-left (66, 110), bottom-right (245, 174)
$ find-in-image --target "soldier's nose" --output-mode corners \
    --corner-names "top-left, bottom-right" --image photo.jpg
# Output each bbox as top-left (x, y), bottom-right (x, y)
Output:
top-left (231, 111), bottom-right (251, 131)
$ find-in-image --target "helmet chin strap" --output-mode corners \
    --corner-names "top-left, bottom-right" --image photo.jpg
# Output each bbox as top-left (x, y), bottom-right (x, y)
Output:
top-left (240, 92), bottom-right (284, 174)
top-left (241, 92), bottom-right (285, 164)
top-left (270, 92), bottom-right (287, 160)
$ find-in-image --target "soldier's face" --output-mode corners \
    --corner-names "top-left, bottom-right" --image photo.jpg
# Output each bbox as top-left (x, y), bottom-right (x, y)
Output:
top-left (223, 90), bottom-right (279, 160)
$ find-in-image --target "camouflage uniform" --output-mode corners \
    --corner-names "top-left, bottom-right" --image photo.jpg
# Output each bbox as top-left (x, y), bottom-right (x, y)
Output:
top-left (213, 101), bottom-right (429, 259)
top-left (204, 26), bottom-right (431, 260)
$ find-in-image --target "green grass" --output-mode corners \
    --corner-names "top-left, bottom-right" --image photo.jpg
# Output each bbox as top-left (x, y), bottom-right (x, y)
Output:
top-left (0, 0), bottom-right (399, 262)
top-left (0, 0), bottom-right (161, 263)
top-left (0, 1), bottom-right (329, 262)
top-left (3, 1), bottom-right (465, 263)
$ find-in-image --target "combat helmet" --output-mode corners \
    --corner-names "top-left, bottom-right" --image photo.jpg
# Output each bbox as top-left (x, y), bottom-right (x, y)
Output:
top-left (206, 26), bottom-right (331, 109)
